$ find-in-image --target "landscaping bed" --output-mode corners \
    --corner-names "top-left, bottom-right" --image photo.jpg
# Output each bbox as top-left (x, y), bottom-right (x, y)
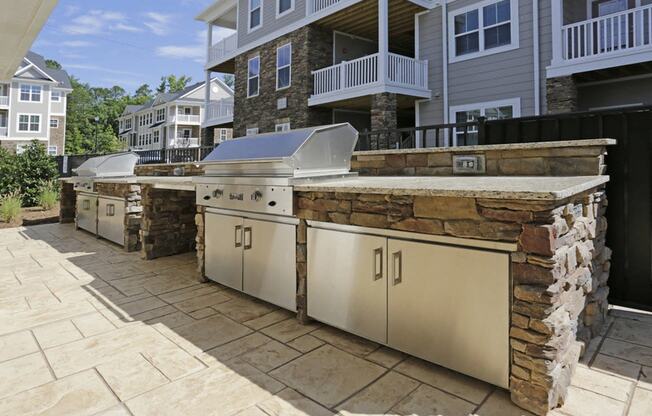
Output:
top-left (0, 203), bottom-right (60, 229)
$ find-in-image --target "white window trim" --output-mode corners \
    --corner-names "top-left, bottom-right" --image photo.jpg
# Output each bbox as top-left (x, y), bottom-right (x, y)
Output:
top-left (51, 90), bottom-right (61, 102)
top-left (50, 118), bottom-right (59, 128)
top-left (449, 98), bottom-right (521, 145)
top-left (448, 0), bottom-right (520, 64)
top-left (276, 0), bottom-right (294, 18)
top-left (276, 43), bottom-right (292, 90)
top-left (248, 0), bottom-right (263, 33)
top-left (18, 83), bottom-right (43, 103)
top-left (247, 55), bottom-right (261, 98)
top-left (275, 122), bottom-right (291, 132)
top-left (47, 145), bottom-right (57, 155)
top-left (17, 113), bottom-right (41, 133)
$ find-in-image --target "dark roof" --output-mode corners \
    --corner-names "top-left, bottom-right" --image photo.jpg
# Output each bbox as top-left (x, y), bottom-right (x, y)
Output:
top-left (119, 128), bottom-right (132, 135)
top-left (149, 121), bottom-right (165, 128)
top-left (24, 51), bottom-right (72, 89)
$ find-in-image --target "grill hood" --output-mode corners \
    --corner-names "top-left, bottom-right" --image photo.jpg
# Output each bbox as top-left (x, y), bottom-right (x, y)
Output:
top-left (73, 152), bottom-right (139, 178)
top-left (201, 123), bottom-right (358, 177)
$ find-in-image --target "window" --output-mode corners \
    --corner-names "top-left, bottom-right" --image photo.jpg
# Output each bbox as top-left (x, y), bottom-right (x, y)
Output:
top-left (19, 84), bottom-right (42, 102)
top-left (156, 108), bottom-right (165, 122)
top-left (51, 91), bottom-right (61, 102)
top-left (50, 118), bottom-right (59, 128)
top-left (277, 0), bottom-right (293, 17)
top-left (276, 43), bottom-right (291, 90)
top-left (449, 0), bottom-right (518, 62)
top-left (450, 98), bottom-right (519, 145)
top-left (125, 118), bottom-right (132, 129)
top-left (184, 107), bottom-right (192, 115)
top-left (182, 129), bottom-right (191, 139)
top-left (18, 114), bottom-right (40, 132)
top-left (249, 0), bottom-right (262, 31)
top-left (153, 130), bottom-right (160, 144)
top-left (246, 127), bottom-right (259, 135)
top-left (248, 56), bottom-right (260, 97)
top-left (220, 129), bottom-right (228, 140)
top-left (147, 113), bottom-right (153, 125)
top-left (47, 146), bottom-right (57, 156)
top-left (275, 122), bottom-right (290, 132)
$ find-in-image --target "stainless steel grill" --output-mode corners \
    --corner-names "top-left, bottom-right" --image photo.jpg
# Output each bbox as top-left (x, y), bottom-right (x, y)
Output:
top-left (195, 123), bottom-right (358, 311)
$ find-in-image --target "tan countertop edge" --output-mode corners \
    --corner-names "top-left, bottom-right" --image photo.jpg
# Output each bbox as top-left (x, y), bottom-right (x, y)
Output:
top-left (353, 139), bottom-right (616, 156)
top-left (92, 176), bottom-right (196, 190)
top-left (295, 176), bottom-right (610, 201)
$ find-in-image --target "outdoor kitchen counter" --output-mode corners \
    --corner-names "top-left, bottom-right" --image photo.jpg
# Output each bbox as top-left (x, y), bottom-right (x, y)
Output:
top-left (294, 175), bottom-right (609, 201)
top-left (93, 176), bottom-right (195, 191)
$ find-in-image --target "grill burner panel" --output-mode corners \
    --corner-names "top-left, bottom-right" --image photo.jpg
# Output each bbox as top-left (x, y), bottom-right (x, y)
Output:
top-left (196, 183), bottom-right (293, 216)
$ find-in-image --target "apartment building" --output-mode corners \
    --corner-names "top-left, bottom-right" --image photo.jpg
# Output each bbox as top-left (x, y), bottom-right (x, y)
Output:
top-left (0, 51), bottom-right (71, 155)
top-left (118, 78), bottom-right (233, 151)
top-left (197, 0), bottom-right (652, 144)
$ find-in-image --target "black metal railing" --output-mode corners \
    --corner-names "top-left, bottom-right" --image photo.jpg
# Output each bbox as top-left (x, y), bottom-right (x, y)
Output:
top-left (357, 118), bottom-right (486, 151)
top-left (134, 146), bottom-right (216, 165)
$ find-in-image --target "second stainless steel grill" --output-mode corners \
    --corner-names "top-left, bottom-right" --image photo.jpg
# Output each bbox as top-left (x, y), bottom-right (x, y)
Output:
top-left (195, 123), bottom-right (358, 311)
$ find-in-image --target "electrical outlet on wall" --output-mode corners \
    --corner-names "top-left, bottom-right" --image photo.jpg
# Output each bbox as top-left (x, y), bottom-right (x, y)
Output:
top-left (453, 155), bottom-right (486, 174)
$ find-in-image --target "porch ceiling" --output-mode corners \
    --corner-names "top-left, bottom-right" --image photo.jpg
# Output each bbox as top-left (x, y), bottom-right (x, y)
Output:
top-left (315, 0), bottom-right (424, 55)
top-left (317, 94), bottom-right (419, 110)
top-left (574, 61), bottom-right (652, 83)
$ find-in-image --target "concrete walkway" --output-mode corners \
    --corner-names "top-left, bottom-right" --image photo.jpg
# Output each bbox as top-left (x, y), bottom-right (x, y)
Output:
top-left (0, 223), bottom-right (650, 416)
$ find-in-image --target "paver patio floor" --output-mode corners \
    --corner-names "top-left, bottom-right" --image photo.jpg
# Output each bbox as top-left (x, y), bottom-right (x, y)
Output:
top-left (0, 223), bottom-right (651, 416)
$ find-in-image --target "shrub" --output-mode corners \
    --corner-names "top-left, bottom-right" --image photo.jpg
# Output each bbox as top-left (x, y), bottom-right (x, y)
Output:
top-left (0, 191), bottom-right (22, 223)
top-left (0, 147), bottom-right (19, 196)
top-left (37, 181), bottom-right (59, 210)
top-left (11, 141), bottom-right (59, 207)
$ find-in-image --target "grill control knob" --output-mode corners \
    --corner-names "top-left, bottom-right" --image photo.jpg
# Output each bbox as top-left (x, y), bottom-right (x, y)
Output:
top-left (212, 189), bottom-right (224, 198)
top-left (252, 191), bottom-right (263, 202)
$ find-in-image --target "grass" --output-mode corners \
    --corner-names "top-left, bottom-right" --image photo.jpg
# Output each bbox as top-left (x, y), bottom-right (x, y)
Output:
top-left (37, 181), bottom-right (59, 211)
top-left (0, 191), bottom-right (22, 223)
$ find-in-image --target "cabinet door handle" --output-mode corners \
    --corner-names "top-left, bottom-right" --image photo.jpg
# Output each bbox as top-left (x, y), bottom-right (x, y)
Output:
top-left (373, 247), bottom-right (383, 281)
top-left (392, 251), bottom-right (402, 286)
top-left (234, 225), bottom-right (242, 248)
top-left (106, 204), bottom-right (115, 216)
top-left (83, 200), bottom-right (90, 210)
top-left (244, 227), bottom-right (252, 250)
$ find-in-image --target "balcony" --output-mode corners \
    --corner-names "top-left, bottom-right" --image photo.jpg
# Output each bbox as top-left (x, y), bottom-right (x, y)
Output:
top-left (0, 96), bottom-right (8, 107)
top-left (170, 137), bottom-right (200, 148)
top-left (549, 3), bottom-right (652, 77)
top-left (207, 33), bottom-right (237, 69)
top-left (172, 114), bottom-right (201, 124)
top-left (307, 0), bottom-right (344, 15)
top-left (310, 52), bottom-right (429, 105)
top-left (204, 99), bottom-right (234, 127)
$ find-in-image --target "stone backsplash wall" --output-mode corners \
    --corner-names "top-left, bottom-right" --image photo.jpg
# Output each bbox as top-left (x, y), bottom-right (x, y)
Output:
top-left (59, 181), bottom-right (76, 223)
top-left (140, 185), bottom-right (197, 260)
top-left (294, 188), bottom-right (609, 415)
top-left (96, 182), bottom-right (141, 252)
top-left (352, 143), bottom-right (607, 176)
top-left (195, 205), bottom-right (207, 280)
top-left (134, 163), bottom-right (204, 177)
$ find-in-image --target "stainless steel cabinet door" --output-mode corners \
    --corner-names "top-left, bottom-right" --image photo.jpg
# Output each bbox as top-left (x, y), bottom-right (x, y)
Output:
top-left (307, 228), bottom-right (387, 344)
top-left (97, 197), bottom-right (125, 246)
top-left (205, 213), bottom-right (244, 290)
top-left (243, 218), bottom-right (297, 311)
top-left (76, 194), bottom-right (97, 234)
top-left (387, 239), bottom-right (510, 388)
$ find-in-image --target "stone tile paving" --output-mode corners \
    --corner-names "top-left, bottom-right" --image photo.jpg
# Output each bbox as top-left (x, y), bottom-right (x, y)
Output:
top-left (0, 222), bottom-right (650, 416)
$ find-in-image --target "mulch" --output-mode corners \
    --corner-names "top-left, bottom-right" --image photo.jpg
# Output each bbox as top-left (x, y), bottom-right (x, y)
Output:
top-left (0, 204), bottom-right (60, 229)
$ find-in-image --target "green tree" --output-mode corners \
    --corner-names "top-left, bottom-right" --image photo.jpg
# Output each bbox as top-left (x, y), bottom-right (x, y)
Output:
top-left (157, 75), bottom-right (192, 93)
top-left (45, 59), bottom-right (62, 70)
top-left (222, 74), bottom-right (234, 89)
top-left (11, 141), bottom-right (58, 206)
top-left (135, 84), bottom-right (153, 100)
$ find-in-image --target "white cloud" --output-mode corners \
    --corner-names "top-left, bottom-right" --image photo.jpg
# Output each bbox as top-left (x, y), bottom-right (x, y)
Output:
top-left (62, 40), bottom-right (93, 48)
top-left (156, 45), bottom-right (204, 61)
top-left (64, 63), bottom-right (142, 77)
top-left (111, 23), bottom-right (143, 33)
top-left (62, 10), bottom-right (128, 35)
top-left (143, 12), bottom-right (172, 36)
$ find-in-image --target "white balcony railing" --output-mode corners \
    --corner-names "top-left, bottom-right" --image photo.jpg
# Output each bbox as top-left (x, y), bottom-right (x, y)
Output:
top-left (208, 33), bottom-right (237, 64)
top-left (307, 0), bottom-right (342, 15)
top-left (0, 96), bottom-right (8, 106)
top-left (0, 127), bottom-right (7, 137)
top-left (170, 137), bottom-right (199, 148)
top-left (562, 4), bottom-right (652, 62)
top-left (311, 52), bottom-right (428, 100)
top-left (205, 99), bottom-right (234, 125)
top-left (172, 114), bottom-right (201, 124)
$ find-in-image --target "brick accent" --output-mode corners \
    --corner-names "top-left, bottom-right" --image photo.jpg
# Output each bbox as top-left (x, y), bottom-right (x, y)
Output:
top-left (59, 181), bottom-right (76, 223)
top-left (95, 182), bottom-right (142, 252)
top-left (49, 116), bottom-right (65, 155)
top-left (233, 24), bottom-right (333, 137)
top-left (294, 188), bottom-right (610, 415)
top-left (370, 93), bottom-right (398, 149)
top-left (140, 185), bottom-right (196, 260)
top-left (546, 76), bottom-right (578, 114)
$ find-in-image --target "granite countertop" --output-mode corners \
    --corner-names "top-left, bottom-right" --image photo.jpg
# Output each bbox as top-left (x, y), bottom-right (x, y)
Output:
top-left (294, 176), bottom-right (609, 200)
top-left (354, 139), bottom-right (616, 156)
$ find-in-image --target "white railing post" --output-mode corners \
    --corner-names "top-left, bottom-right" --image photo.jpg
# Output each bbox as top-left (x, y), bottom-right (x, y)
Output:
top-left (378, 0), bottom-right (389, 84)
top-left (340, 61), bottom-right (346, 89)
top-left (551, 0), bottom-right (564, 65)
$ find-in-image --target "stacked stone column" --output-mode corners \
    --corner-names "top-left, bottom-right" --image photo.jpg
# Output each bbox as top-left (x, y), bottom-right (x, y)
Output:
top-left (58, 181), bottom-right (76, 223)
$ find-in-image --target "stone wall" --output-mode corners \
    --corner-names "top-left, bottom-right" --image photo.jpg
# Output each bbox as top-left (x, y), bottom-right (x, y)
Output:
top-left (547, 76), bottom-right (579, 114)
top-left (140, 185), bottom-right (197, 260)
top-left (370, 93), bottom-right (398, 149)
top-left (59, 181), bottom-right (76, 223)
top-left (134, 163), bottom-right (204, 177)
top-left (294, 188), bottom-right (609, 415)
top-left (352, 142), bottom-right (608, 176)
top-left (195, 205), bottom-right (207, 280)
top-left (233, 24), bottom-right (333, 137)
top-left (95, 182), bottom-right (141, 252)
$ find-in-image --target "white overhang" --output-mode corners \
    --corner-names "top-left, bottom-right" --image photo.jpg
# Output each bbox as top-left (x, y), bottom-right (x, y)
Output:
top-left (195, 0), bottom-right (238, 28)
top-left (0, 0), bottom-right (58, 81)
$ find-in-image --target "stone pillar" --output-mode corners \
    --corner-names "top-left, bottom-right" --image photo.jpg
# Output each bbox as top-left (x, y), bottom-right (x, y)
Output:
top-left (296, 219), bottom-right (309, 323)
top-left (200, 127), bottom-right (214, 147)
top-left (59, 181), bottom-right (76, 224)
top-left (195, 206), bottom-right (208, 282)
top-left (546, 76), bottom-right (578, 114)
top-left (371, 92), bottom-right (398, 149)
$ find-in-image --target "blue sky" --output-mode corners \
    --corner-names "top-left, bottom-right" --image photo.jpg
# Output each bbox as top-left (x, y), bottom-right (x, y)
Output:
top-left (32, 0), bottom-right (233, 93)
